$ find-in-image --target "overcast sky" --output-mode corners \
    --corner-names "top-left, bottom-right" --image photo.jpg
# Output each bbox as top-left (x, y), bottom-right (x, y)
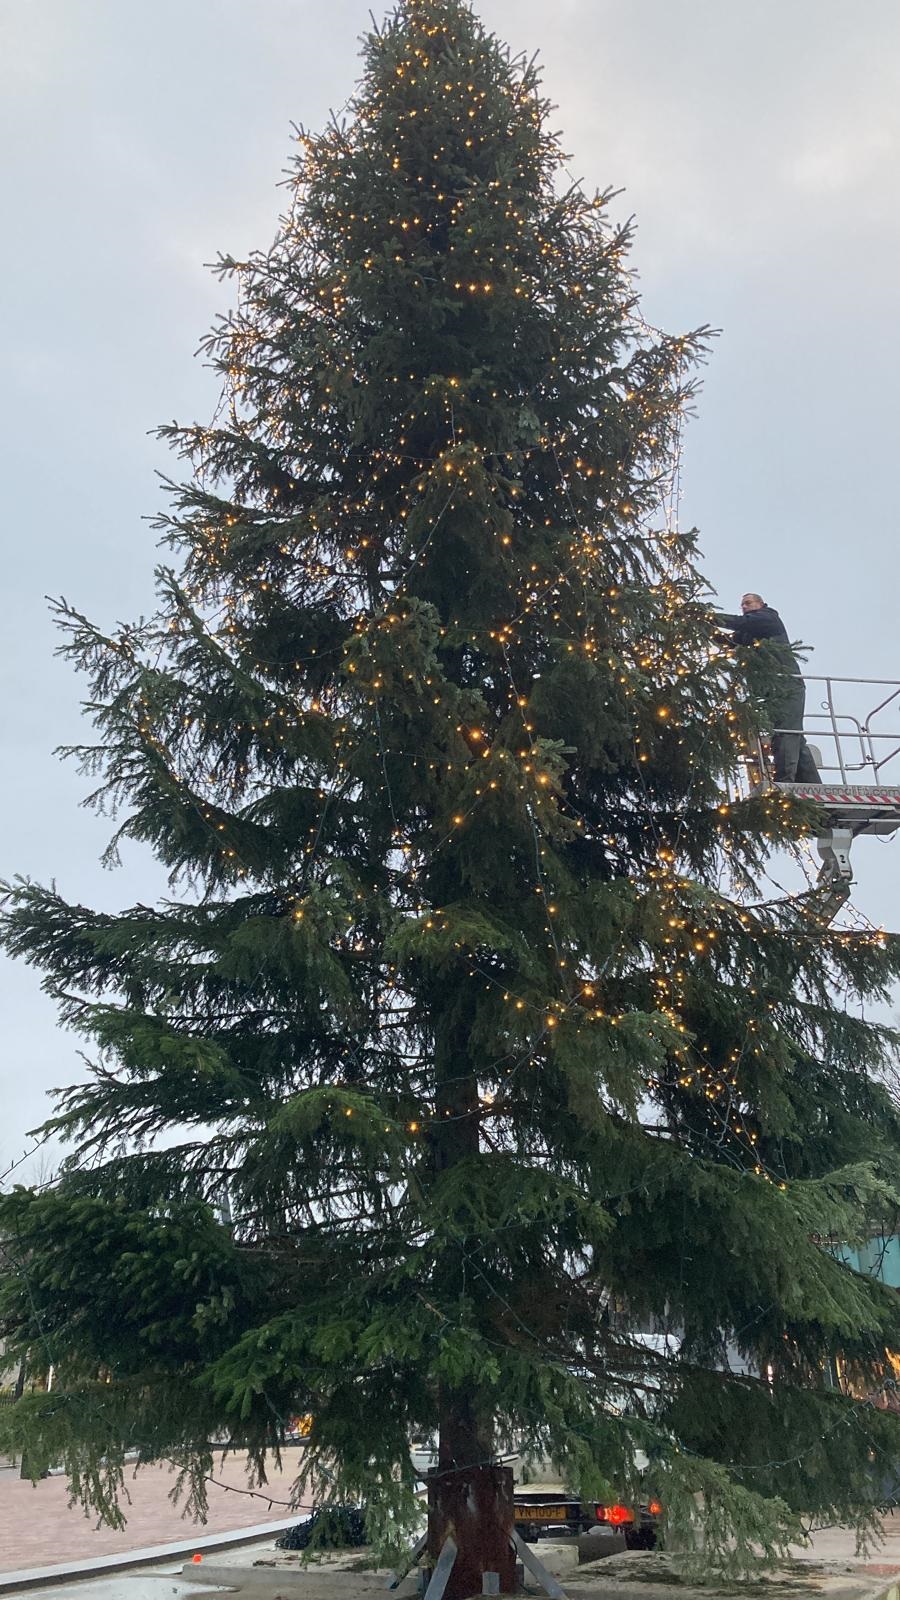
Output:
top-left (3, 0), bottom-right (900, 1172)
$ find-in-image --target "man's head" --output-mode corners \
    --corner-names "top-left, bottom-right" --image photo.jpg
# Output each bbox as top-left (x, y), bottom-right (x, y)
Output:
top-left (741, 592), bottom-right (765, 613)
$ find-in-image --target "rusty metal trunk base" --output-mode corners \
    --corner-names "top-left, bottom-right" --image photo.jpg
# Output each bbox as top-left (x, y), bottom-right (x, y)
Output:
top-left (426, 1464), bottom-right (517, 1599)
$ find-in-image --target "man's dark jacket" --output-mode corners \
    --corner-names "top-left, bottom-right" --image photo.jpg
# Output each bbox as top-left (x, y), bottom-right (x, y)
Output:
top-left (716, 606), bottom-right (803, 671)
top-left (716, 605), bottom-right (789, 648)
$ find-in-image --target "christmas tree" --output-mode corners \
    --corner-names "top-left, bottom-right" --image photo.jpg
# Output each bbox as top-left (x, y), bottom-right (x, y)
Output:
top-left (3, 0), bottom-right (900, 1585)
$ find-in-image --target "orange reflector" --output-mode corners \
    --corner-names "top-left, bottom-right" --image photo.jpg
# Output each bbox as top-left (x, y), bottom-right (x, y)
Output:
top-left (192, 1553), bottom-right (203, 1563)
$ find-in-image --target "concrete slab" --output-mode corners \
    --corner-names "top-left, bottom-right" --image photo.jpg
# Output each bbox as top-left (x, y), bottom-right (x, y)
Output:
top-left (183, 1572), bottom-right (360, 1593)
top-left (173, 1546), bottom-right (900, 1600)
top-left (14, 1516), bottom-right (900, 1600)
top-left (0, 1572), bottom-right (231, 1600)
top-left (512, 1545), bottom-right (900, 1600)
top-left (0, 1522), bottom-right (298, 1596)
top-left (181, 1563), bottom-right (411, 1596)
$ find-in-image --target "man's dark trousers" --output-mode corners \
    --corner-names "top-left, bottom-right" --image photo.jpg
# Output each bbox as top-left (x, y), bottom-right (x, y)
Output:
top-left (771, 674), bottom-right (821, 783)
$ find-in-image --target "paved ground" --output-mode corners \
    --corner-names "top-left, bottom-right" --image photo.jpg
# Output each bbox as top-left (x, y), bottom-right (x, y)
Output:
top-left (0, 1453), bottom-right (309, 1576)
top-left (19, 1524), bottom-right (900, 1600)
top-left (787, 1510), bottom-right (900, 1569)
top-left (6, 1486), bottom-right (900, 1600)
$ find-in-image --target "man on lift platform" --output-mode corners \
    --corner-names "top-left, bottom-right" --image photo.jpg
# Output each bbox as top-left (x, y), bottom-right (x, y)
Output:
top-left (716, 592), bottom-right (821, 783)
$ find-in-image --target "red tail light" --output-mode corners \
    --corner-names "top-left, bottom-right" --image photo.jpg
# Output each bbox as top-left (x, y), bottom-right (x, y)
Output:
top-left (595, 1503), bottom-right (633, 1525)
top-left (648, 1499), bottom-right (662, 1516)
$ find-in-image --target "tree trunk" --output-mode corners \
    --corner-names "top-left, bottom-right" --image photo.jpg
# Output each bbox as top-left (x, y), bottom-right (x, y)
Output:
top-left (429, 1398), bottom-right (516, 1600)
top-left (426, 1006), bottom-right (516, 1596)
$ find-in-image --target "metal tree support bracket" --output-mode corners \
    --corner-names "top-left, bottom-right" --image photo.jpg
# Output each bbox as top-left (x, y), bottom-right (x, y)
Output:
top-left (510, 1528), bottom-right (567, 1599)
top-left (387, 1531), bottom-right (428, 1589)
top-left (394, 1528), bottom-right (568, 1600)
top-left (422, 1536), bottom-right (459, 1600)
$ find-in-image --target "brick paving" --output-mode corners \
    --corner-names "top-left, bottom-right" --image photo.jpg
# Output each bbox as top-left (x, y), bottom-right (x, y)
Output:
top-left (0, 1452), bottom-right (310, 1574)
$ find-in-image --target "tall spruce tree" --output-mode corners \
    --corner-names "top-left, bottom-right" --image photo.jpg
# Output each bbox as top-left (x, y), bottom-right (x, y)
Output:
top-left (3, 0), bottom-right (900, 1583)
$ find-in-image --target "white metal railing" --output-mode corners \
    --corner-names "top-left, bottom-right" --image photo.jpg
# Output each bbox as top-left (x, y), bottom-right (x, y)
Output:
top-left (773, 675), bottom-right (900, 786)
